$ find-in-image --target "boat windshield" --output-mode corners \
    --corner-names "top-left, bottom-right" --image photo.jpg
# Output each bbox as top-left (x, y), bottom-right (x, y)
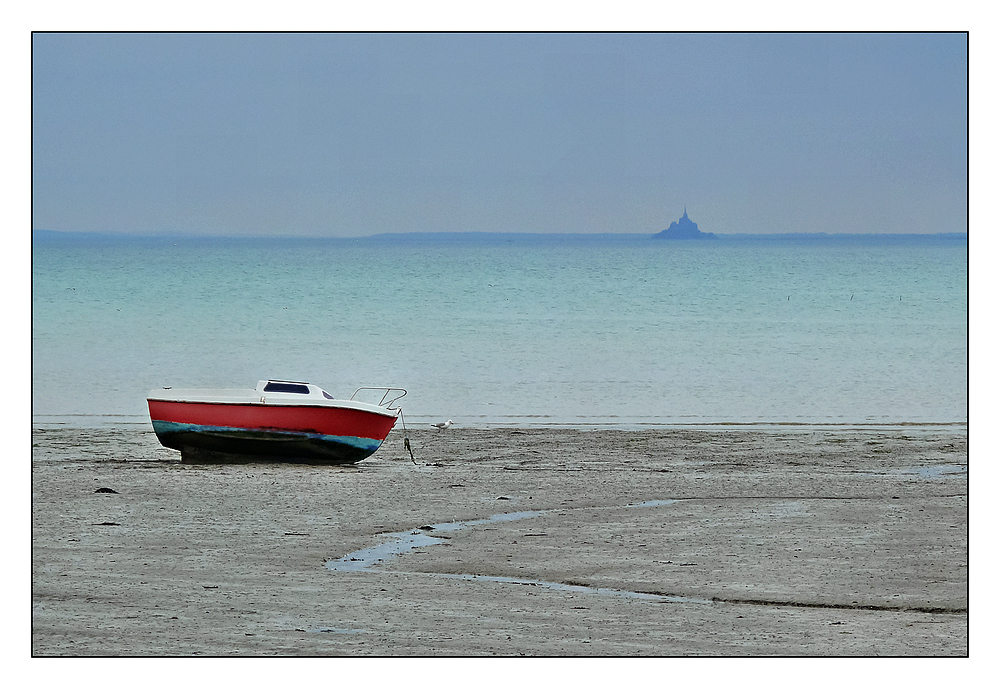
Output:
top-left (263, 382), bottom-right (310, 394)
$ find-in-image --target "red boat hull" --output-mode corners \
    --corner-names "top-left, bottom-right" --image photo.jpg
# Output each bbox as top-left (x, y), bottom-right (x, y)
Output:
top-left (147, 399), bottom-right (398, 464)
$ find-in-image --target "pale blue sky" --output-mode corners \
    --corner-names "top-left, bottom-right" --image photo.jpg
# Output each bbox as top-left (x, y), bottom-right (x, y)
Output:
top-left (32, 32), bottom-right (967, 236)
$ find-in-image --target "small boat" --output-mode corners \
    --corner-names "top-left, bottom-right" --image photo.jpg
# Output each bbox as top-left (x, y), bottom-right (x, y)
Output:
top-left (147, 380), bottom-right (405, 464)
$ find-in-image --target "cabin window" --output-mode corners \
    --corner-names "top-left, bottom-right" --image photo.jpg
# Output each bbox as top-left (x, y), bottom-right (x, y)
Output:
top-left (322, 391), bottom-right (334, 399)
top-left (263, 382), bottom-right (310, 394)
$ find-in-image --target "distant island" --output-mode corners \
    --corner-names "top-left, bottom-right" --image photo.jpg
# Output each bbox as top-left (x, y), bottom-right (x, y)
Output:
top-left (652, 208), bottom-right (715, 240)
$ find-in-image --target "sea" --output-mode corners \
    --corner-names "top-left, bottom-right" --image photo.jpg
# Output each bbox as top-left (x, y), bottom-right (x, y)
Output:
top-left (31, 231), bottom-right (968, 430)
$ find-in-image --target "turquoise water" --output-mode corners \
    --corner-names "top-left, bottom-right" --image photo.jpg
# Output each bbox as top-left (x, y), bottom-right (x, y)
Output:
top-left (31, 232), bottom-right (967, 427)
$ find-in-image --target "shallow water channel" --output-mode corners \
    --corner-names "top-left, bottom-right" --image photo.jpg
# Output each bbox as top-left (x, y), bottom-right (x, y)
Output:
top-left (325, 500), bottom-right (708, 605)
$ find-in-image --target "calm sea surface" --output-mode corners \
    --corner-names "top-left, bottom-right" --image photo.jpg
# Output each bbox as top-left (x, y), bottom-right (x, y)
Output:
top-left (32, 233), bottom-right (967, 428)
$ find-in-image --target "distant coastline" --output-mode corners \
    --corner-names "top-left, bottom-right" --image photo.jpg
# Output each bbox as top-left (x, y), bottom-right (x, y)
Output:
top-left (32, 229), bottom-right (969, 244)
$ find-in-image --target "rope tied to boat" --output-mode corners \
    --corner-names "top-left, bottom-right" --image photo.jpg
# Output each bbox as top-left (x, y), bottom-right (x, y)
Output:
top-left (397, 409), bottom-right (416, 464)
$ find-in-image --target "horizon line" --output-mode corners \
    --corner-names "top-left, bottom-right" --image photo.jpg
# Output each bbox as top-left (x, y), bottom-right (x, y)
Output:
top-left (32, 229), bottom-right (969, 241)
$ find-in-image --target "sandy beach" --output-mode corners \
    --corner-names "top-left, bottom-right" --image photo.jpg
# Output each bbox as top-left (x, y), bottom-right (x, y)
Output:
top-left (31, 425), bottom-right (967, 656)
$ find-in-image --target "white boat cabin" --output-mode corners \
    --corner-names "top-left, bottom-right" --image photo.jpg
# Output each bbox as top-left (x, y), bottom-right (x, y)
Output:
top-left (256, 380), bottom-right (335, 400)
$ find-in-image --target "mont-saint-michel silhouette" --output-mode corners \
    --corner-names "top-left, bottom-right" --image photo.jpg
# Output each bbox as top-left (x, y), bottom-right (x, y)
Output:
top-left (652, 208), bottom-right (715, 240)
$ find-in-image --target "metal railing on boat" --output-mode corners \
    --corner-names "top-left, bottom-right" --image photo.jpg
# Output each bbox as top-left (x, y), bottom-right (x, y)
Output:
top-left (350, 387), bottom-right (407, 409)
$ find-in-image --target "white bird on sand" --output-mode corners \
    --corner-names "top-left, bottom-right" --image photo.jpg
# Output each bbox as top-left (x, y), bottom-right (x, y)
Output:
top-left (431, 419), bottom-right (454, 430)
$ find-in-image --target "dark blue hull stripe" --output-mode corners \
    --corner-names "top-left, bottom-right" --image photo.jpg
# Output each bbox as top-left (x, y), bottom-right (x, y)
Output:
top-left (151, 420), bottom-right (383, 453)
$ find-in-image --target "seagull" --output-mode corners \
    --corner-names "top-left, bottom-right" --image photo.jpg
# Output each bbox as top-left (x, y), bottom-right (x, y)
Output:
top-left (431, 419), bottom-right (454, 430)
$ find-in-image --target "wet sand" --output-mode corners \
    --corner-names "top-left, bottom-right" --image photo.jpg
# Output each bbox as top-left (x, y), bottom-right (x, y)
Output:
top-left (31, 425), bottom-right (967, 656)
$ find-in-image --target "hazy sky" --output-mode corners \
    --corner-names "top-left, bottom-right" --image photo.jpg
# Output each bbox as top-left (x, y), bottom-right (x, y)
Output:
top-left (32, 32), bottom-right (968, 236)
